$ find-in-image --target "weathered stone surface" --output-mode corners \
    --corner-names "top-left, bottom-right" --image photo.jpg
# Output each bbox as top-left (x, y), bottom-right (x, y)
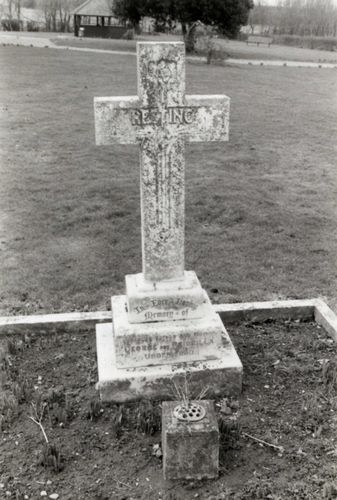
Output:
top-left (125, 270), bottom-right (211, 323)
top-left (95, 319), bottom-right (242, 402)
top-left (94, 42), bottom-right (230, 282)
top-left (94, 42), bottom-right (240, 404)
top-left (162, 400), bottom-right (219, 480)
top-left (112, 295), bottom-right (225, 368)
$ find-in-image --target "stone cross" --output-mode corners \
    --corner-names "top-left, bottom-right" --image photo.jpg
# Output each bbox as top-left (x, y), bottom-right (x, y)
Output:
top-left (94, 42), bottom-right (229, 283)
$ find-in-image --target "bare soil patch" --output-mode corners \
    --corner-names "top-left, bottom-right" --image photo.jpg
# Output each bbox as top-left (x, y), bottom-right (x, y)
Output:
top-left (1, 318), bottom-right (336, 499)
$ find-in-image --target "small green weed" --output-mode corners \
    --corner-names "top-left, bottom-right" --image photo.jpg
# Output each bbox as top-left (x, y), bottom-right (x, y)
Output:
top-left (111, 404), bottom-right (126, 438)
top-left (218, 400), bottom-right (241, 449)
top-left (323, 482), bottom-right (337, 499)
top-left (0, 339), bottom-right (32, 429)
top-left (0, 391), bottom-right (19, 430)
top-left (0, 342), bottom-right (9, 363)
top-left (300, 392), bottom-right (325, 434)
top-left (87, 396), bottom-right (104, 421)
top-left (6, 335), bottom-right (29, 355)
top-left (45, 386), bottom-right (74, 425)
top-left (12, 377), bottom-right (33, 404)
top-left (0, 349), bottom-right (9, 387)
top-left (233, 478), bottom-right (276, 499)
top-left (29, 401), bottom-right (64, 472)
top-left (322, 359), bottom-right (337, 393)
top-left (136, 400), bottom-right (161, 435)
top-left (39, 442), bottom-right (64, 473)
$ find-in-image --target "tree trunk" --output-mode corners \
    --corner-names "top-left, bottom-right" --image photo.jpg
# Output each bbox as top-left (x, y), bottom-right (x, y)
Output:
top-left (184, 23), bottom-right (197, 53)
top-left (8, 0), bottom-right (13, 20)
top-left (59, 4), bottom-right (63, 31)
top-left (65, 14), bottom-right (71, 33)
top-left (16, 0), bottom-right (21, 29)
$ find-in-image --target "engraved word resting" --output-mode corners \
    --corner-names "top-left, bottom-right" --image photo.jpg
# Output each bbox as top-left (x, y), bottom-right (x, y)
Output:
top-left (131, 106), bottom-right (196, 127)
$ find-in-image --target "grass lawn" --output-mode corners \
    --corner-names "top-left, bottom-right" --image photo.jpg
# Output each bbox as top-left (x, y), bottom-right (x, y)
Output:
top-left (0, 45), bottom-right (337, 316)
top-left (216, 38), bottom-right (337, 63)
top-left (51, 33), bottom-right (337, 64)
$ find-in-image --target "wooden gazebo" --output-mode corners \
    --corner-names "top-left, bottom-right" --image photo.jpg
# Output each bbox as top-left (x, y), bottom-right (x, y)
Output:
top-left (72, 0), bottom-right (127, 38)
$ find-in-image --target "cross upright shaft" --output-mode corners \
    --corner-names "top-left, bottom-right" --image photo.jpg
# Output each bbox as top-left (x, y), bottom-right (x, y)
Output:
top-left (94, 42), bottom-right (230, 283)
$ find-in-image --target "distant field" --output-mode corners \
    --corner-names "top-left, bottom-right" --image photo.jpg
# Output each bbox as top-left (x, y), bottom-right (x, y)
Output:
top-left (1, 31), bottom-right (337, 63)
top-left (0, 45), bottom-right (337, 316)
top-left (216, 38), bottom-right (337, 63)
top-left (50, 32), bottom-right (337, 63)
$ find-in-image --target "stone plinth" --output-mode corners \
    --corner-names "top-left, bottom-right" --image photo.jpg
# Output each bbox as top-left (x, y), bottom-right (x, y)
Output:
top-left (125, 271), bottom-right (211, 323)
top-left (162, 400), bottom-right (219, 480)
top-left (95, 314), bottom-right (242, 402)
top-left (112, 295), bottom-right (226, 368)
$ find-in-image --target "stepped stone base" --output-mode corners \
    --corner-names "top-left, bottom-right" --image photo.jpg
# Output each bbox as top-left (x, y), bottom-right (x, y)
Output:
top-left (96, 320), bottom-right (242, 402)
top-left (112, 295), bottom-right (226, 368)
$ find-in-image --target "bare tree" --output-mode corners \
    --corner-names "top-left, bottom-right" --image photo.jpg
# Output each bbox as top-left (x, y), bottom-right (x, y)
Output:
top-left (275, 0), bottom-right (337, 36)
top-left (1, 0), bottom-right (22, 28)
top-left (39, 0), bottom-right (82, 32)
top-left (248, 2), bottom-right (272, 34)
top-left (39, 0), bottom-right (57, 31)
